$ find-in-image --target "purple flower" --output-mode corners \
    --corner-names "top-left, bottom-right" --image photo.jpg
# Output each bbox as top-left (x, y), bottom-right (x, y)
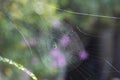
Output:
top-left (50, 48), bottom-right (66, 67)
top-left (79, 50), bottom-right (89, 61)
top-left (60, 35), bottom-right (70, 47)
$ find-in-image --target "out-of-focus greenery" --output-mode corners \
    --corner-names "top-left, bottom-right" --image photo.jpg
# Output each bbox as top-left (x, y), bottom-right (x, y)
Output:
top-left (0, 0), bottom-right (120, 80)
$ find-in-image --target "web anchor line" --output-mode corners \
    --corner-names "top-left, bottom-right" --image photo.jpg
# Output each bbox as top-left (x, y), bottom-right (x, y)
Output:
top-left (56, 8), bottom-right (120, 20)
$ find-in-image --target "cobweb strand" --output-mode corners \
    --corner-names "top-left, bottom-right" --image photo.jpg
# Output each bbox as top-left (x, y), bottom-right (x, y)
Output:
top-left (55, 7), bottom-right (120, 20)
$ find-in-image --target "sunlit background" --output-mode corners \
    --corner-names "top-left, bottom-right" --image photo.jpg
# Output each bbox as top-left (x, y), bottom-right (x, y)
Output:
top-left (0, 0), bottom-right (120, 80)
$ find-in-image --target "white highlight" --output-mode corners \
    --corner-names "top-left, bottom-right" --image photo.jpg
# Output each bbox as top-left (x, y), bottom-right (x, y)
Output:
top-left (0, 56), bottom-right (38, 80)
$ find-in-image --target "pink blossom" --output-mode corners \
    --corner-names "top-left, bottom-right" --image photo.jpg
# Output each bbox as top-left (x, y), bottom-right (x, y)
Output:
top-left (79, 50), bottom-right (89, 60)
top-left (50, 48), bottom-right (66, 67)
top-left (60, 35), bottom-right (70, 47)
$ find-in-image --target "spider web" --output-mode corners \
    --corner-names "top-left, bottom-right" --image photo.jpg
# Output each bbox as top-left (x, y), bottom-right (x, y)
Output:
top-left (0, 1), bottom-right (120, 80)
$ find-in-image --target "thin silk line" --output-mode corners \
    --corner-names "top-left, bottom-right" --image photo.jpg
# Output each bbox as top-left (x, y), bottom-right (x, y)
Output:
top-left (55, 7), bottom-right (120, 20)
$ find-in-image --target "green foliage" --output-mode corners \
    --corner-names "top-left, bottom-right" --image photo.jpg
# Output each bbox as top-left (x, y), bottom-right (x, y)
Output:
top-left (0, 0), bottom-right (120, 80)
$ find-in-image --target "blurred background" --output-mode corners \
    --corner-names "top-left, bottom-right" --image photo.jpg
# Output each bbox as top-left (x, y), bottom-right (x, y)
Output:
top-left (0, 0), bottom-right (120, 80)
